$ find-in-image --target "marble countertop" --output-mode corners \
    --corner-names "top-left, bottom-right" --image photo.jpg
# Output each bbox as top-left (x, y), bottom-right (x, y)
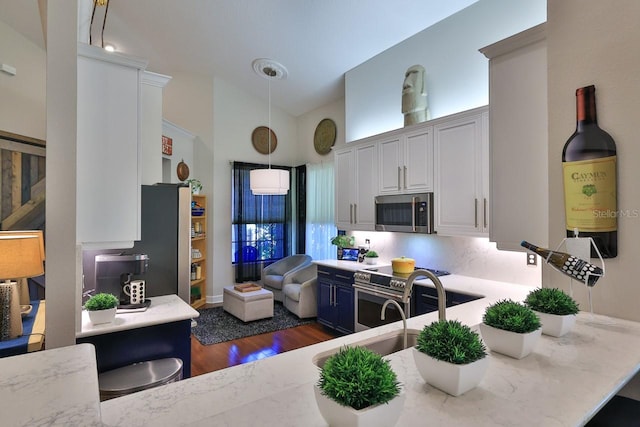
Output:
top-left (0, 343), bottom-right (102, 427)
top-left (99, 274), bottom-right (640, 426)
top-left (77, 294), bottom-right (199, 338)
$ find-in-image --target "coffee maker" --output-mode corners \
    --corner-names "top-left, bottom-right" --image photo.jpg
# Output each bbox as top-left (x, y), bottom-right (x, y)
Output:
top-left (94, 253), bottom-right (149, 306)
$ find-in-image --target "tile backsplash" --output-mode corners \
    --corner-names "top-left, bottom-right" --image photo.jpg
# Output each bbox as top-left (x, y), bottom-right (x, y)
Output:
top-left (351, 231), bottom-right (541, 287)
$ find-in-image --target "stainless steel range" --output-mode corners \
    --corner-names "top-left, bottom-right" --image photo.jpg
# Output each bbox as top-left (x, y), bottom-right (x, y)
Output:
top-left (353, 265), bottom-right (450, 332)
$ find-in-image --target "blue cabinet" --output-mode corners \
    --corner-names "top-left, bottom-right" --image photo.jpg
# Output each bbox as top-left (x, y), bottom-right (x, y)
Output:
top-left (316, 266), bottom-right (355, 334)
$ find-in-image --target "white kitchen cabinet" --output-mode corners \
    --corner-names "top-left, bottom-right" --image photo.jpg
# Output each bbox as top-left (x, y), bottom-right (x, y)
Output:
top-left (434, 107), bottom-right (489, 237)
top-left (480, 24), bottom-right (548, 252)
top-left (378, 124), bottom-right (433, 195)
top-left (334, 142), bottom-right (377, 231)
top-left (76, 44), bottom-right (148, 249)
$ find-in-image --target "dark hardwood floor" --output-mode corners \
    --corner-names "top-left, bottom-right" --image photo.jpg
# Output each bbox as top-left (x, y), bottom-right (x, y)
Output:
top-left (190, 305), bottom-right (338, 377)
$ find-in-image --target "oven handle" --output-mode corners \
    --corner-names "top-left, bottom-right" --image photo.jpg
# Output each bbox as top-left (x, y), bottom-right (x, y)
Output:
top-left (353, 283), bottom-right (406, 301)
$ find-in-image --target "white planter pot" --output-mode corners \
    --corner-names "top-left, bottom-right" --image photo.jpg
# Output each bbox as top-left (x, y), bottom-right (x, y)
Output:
top-left (314, 384), bottom-right (405, 427)
top-left (479, 323), bottom-right (541, 359)
top-left (364, 257), bottom-right (378, 265)
top-left (534, 311), bottom-right (576, 337)
top-left (87, 307), bottom-right (117, 325)
top-left (412, 348), bottom-right (489, 396)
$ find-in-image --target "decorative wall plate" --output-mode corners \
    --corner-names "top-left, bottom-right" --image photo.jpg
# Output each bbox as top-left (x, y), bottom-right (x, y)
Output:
top-left (314, 118), bottom-right (337, 155)
top-left (176, 159), bottom-right (190, 181)
top-left (252, 126), bottom-right (278, 154)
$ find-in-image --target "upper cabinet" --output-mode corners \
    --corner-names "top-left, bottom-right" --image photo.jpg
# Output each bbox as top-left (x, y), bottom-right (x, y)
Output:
top-left (76, 44), bottom-right (148, 249)
top-left (378, 123), bottom-right (433, 195)
top-left (434, 107), bottom-right (489, 237)
top-left (334, 142), bottom-right (377, 231)
top-left (480, 24), bottom-right (548, 251)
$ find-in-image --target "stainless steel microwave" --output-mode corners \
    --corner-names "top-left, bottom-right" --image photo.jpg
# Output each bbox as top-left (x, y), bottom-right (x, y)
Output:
top-left (374, 193), bottom-right (434, 233)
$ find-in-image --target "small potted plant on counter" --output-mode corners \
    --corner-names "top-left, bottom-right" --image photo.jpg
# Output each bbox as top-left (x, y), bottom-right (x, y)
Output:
top-left (364, 250), bottom-right (379, 265)
top-left (480, 299), bottom-right (541, 359)
top-left (84, 293), bottom-right (119, 325)
top-left (413, 320), bottom-right (488, 396)
top-left (331, 235), bottom-right (355, 260)
top-left (315, 346), bottom-right (404, 427)
top-left (524, 288), bottom-right (579, 337)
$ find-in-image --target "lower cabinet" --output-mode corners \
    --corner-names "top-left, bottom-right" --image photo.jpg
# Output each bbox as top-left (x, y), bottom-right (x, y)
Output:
top-left (317, 266), bottom-right (355, 334)
top-left (77, 319), bottom-right (193, 378)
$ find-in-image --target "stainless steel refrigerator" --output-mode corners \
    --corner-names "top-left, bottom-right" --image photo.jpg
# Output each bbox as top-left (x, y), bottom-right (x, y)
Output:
top-left (130, 183), bottom-right (191, 303)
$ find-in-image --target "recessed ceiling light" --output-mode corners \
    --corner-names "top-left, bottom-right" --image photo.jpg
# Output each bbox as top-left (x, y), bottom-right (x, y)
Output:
top-left (104, 44), bottom-right (116, 52)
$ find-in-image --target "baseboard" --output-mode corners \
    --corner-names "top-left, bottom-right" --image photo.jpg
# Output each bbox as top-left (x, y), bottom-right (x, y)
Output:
top-left (207, 294), bottom-right (223, 305)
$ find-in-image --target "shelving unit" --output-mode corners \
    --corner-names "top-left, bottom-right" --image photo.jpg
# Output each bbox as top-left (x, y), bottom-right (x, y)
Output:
top-left (190, 194), bottom-right (207, 308)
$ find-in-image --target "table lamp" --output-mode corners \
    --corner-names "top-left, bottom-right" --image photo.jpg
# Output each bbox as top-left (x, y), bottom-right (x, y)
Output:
top-left (0, 231), bottom-right (45, 341)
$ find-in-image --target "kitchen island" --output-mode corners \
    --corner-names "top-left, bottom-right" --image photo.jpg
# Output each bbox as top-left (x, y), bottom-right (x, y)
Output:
top-left (3, 276), bottom-right (639, 426)
top-left (99, 275), bottom-right (640, 426)
top-left (77, 294), bottom-right (199, 376)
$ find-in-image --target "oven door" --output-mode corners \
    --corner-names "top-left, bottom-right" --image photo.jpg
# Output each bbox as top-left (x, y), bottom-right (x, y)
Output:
top-left (354, 284), bottom-right (410, 332)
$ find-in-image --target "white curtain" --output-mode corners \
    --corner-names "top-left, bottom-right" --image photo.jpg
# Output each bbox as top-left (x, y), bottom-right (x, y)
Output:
top-left (306, 162), bottom-right (336, 260)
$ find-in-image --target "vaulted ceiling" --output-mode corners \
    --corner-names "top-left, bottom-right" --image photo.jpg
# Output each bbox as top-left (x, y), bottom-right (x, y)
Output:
top-left (0, 0), bottom-right (477, 116)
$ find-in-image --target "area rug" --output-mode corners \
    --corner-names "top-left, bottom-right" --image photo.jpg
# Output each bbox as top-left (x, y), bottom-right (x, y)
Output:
top-left (192, 302), bottom-right (314, 345)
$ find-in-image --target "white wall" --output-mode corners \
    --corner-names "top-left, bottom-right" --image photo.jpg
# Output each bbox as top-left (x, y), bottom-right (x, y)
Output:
top-left (0, 20), bottom-right (46, 139)
top-left (345, 0), bottom-right (546, 142)
top-left (209, 77), bottom-right (298, 301)
top-left (547, 0), bottom-right (640, 322)
top-left (161, 119), bottom-right (194, 184)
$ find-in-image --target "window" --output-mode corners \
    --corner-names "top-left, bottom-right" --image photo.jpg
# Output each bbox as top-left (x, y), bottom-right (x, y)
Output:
top-left (232, 162), bottom-right (292, 282)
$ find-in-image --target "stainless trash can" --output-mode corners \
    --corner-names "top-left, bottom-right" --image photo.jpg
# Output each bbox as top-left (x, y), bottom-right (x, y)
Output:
top-left (98, 358), bottom-right (183, 401)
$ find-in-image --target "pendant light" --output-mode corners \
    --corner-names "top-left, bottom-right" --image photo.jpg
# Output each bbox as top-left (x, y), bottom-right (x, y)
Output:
top-left (250, 59), bottom-right (290, 195)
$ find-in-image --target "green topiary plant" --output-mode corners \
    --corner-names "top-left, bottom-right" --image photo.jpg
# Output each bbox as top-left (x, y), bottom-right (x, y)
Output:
top-left (317, 346), bottom-right (400, 410)
top-left (524, 288), bottom-right (579, 316)
top-left (364, 250), bottom-right (379, 258)
top-left (85, 293), bottom-right (119, 311)
top-left (483, 299), bottom-right (540, 334)
top-left (416, 320), bottom-right (487, 365)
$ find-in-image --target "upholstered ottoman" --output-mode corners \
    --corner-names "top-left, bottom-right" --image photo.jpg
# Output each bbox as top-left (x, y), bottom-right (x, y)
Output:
top-left (223, 286), bottom-right (274, 322)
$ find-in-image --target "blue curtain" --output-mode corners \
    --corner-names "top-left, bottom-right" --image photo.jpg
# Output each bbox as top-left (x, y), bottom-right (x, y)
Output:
top-left (232, 162), bottom-right (292, 282)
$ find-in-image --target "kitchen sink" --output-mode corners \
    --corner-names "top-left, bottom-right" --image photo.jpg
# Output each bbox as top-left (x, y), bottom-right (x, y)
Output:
top-left (312, 328), bottom-right (421, 367)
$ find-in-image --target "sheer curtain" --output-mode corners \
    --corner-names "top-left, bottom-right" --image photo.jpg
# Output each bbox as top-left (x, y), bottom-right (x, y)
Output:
top-left (305, 162), bottom-right (336, 260)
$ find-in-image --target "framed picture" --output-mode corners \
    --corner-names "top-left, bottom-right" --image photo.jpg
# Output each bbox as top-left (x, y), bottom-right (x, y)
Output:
top-left (162, 135), bottom-right (173, 155)
top-left (0, 130), bottom-right (46, 231)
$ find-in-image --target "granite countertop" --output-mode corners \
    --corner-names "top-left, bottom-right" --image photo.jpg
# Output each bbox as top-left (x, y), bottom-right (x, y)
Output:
top-left (77, 294), bottom-right (199, 338)
top-left (100, 274), bottom-right (640, 426)
top-left (0, 343), bottom-right (102, 427)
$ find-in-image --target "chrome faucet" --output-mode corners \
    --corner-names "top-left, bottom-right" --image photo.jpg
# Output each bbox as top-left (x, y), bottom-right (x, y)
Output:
top-left (403, 269), bottom-right (447, 322)
top-left (381, 299), bottom-right (408, 349)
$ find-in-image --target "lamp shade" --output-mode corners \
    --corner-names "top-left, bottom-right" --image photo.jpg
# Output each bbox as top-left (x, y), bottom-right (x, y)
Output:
top-left (0, 231), bottom-right (45, 280)
top-left (250, 169), bottom-right (290, 195)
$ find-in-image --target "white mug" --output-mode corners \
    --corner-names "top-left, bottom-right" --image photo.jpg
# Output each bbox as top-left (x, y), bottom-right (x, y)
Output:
top-left (123, 280), bottom-right (145, 304)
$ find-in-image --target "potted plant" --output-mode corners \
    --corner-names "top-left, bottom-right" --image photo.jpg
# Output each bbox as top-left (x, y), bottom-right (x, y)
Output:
top-left (524, 288), bottom-right (579, 337)
top-left (364, 250), bottom-right (379, 265)
top-left (186, 178), bottom-right (202, 194)
top-left (412, 320), bottom-right (488, 396)
top-left (331, 235), bottom-right (355, 260)
top-left (315, 346), bottom-right (404, 427)
top-left (84, 293), bottom-right (119, 325)
top-left (480, 299), bottom-right (541, 359)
